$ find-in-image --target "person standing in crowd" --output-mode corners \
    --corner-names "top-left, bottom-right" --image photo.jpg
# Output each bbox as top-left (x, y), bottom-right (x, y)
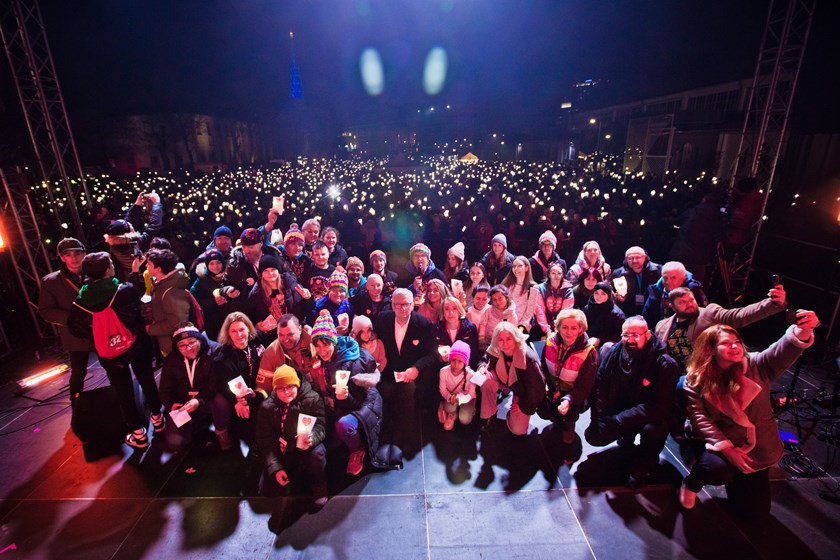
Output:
top-left (189, 225), bottom-right (234, 282)
top-left (307, 268), bottom-right (353, 335)
top-left (246, 255), bottom-right (303, 345)
top-left (462, 262), bottom-right (490, 308)
top-left (538, 309), bottom-right (597, 443)
top-left (38, 238), bottom-right (93, 402)
top-left (223, 228), bottom-right (283, 311)
top-left (301, 241), bottom-right (335, 302)
top-left (529, 230), bottom-right (566, 285)
top-left (278, 226), bottom-right (312, 280)
top-left (476, 322), bottom-right (546, 436)
top-left (145, 248), bottom-right (191, 358)
top-left (535, 262), bottom-right (574, 338)
top-left (573, 269), bottom-right (602, 310)
top-left (417, 278), bottom-right (450, 322)
top-left (443, 242), bottom-right (470, 285)
top-left (345, 256), bottom-right (367, 297)
top-left (190, 249), bottom-right (229, 341)
top-left (643, 261), bottom-right (708, 328)
top-left (374, 288), bottom-right (437, 452)
top-left (351, 315), bottom-right (387, 371)
top-left (256, 365), bottom-right (328, 509)
top-left (479, 285), bottom-right (518, 352)
top-left (679, 311), bottom-right (819, 515)
top-left (214, 312), bottom-right (265, 450)
top-left (301, 218), bottom-right (321, 256)
top-left (351, 273), bottom-right (391, 323)
top-left (321, 226), bottom-right (348, 268)
top-left (369, 250), bottom-right (397, 296)
top-left (159, 323), bottom-right (231, 451)
top-left (467, 285), bottom-right (491, 348)
top-left (69, 252), bottom-right (164, 449)
top-left (585, 316), bottom-right (679, 488)
top-left (103, 192), bottom-right (162, 282)
top-left (438, 340), bottom-right (477, 431)
top-left (566, 240), bottom-right (611, 285)
top-left (583, 282), bottom-right (626, 351)
top-left (435, 296), bottom-right (480, 370)
top-left (480, 233), bottom-right (514, 285)
top-left (403, 243), bottom-right (446, 297)
top-left (610, 246), bottom-right (661, 317)
top-left (501, 256), bottom-right (539, 335)
top-left (310, 312), bottom-right (384, 475)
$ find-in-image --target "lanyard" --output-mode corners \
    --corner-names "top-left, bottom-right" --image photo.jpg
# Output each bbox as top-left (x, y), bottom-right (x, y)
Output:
top-left (184, 357), bottom-right (199, 389)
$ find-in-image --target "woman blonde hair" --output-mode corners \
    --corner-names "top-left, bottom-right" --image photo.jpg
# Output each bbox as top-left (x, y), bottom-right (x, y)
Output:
top-left (554, 308), bottom-right (587, 332)
top-left (217, 311), bottom-right (257, 345)
top-left (685, 324), bottom-right (745, 396)
top-left (442, 296), bottom-right (466, 320)
top-left (488, 321), bottom-right (528, 354)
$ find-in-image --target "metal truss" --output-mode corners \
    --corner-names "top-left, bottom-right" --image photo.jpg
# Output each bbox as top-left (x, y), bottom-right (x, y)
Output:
top-left (724, 0), bottom-right (816, 304)
top-left (0, 169), bottom-right (55, 343)
top-left (0, 0), bottom-right (90, 241)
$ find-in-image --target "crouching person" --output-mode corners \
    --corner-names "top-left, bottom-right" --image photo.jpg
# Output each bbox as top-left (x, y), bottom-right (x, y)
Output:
top-left (256, 365), bottom-right (328, 509)
top-left (310, 311), bottom-right (385, 476)
top-left (159, 323), bottom-right (231, 451)
top-left (438, 340), bottom-right (477, 430)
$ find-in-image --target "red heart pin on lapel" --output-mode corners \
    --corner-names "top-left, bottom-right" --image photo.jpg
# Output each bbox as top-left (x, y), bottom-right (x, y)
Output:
top-left (642, 378), bottom-right (651, 387)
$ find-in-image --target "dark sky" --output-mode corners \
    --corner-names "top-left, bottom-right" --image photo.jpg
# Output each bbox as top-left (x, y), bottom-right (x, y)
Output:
top-left (31, 0), bottom-right (837, 134)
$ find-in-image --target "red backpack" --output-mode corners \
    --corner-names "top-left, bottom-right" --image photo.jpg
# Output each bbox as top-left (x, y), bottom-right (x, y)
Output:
top-left (75, 290), bottom-right (136, 359)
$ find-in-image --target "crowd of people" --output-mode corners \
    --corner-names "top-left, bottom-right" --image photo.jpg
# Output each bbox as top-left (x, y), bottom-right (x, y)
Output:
top-left (34, 157), bottom-right (820, 522)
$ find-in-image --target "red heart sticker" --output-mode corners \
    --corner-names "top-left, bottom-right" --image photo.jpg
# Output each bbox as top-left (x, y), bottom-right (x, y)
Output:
top-left (642, 378), bottom-right (651, 387)
top-left (412, 339), bottom-right (419, 346)
top-left (303, 417), bottom-right (313, 426)
top-left (185, 467), bottom-right (196, 474)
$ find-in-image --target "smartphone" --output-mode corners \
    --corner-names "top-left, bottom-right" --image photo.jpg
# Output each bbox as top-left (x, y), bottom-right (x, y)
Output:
top-left (771, 274), bottom-right (780, 287)
top-left (785, 309), bottom-right (799, 325)
top-left (132, 245), bottom-right (142, 258)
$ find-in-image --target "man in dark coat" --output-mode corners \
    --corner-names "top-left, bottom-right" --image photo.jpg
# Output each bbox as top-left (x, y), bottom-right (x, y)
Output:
top-left (610, 246), bottom-right (661, 317)
top-left (641, 261), bottom-right (708, 328)
top-left (374, 288), bottom-right (437, 453)
top-left (585, 316), bottom-right (679, 488)
top-left (38, 238), bottom-right (94, 401)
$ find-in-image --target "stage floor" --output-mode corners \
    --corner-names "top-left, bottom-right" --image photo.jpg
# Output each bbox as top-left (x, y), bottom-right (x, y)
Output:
top-left (0, 352), bottom-right (838, 560)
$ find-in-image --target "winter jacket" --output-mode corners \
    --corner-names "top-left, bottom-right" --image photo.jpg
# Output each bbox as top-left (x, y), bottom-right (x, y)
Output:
top-left (256, 381), bottom-right (327, 477)
top-left (529, 251), bottom-right (566, 285)
top-left (586, 336), bottom-right (678, 444)
top-left (223, 244), bottom-right (283, 310)
top-left (479, 251), bottom-right (514, 285)
top-left (583, 296), bottom-right (626, 345)
top-left (190, 271), bottom-right (228, 341)
top-left (401, 259), bottom-right (447, 294)
top-left (214, 341), bottom-right (265, 405)
top-left (147, 268), bottom-right (192, 356)
top-left (566, 251), bottom-right (611, 285)
top-left (39, 265), bottom-right (93, 352)
top-left (685, 326), bottom-right (812, 471)
top-left (610, 258), bottom-right (661, 317)
top-left (541, 332), bottom-right (597, 415)
top-left (535, 281), bottom-right (574, 333)
top-left (351, 290), bottom-right (391, 323)
top-left (480, 343), bottom-right (546, 416)
top-left (158, 335), bottom-right (222, 411)
top-left (642, 272), bottom-right (708, 328)
top-left (435, 319), bottom-right (481, 369)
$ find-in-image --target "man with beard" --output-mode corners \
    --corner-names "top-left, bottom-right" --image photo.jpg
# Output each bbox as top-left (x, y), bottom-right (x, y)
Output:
top-left (257, 314), bottom-right (318, 394)
top-left (585, 316), bottom-right (679, 488)
top-left (654, 285), bottom-right (786, 374)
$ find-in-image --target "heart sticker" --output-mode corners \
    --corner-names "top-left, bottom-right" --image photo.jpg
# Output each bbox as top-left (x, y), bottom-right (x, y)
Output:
top-left (642, 378), bottom-right (651, 387)
top-left (302, 417), bottom-right (313, 426)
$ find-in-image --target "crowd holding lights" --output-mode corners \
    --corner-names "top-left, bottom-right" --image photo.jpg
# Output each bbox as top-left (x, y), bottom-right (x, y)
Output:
top-left (33, 154), bottom-right (730, 260)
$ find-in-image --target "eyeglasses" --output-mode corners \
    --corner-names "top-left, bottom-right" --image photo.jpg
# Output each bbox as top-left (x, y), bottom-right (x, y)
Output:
top-left (275, 385), bottom-right (297, 393)
top-left (177, 339), bottom-right (200, 350)
top-left (621, 332), bottom-right (647, 340)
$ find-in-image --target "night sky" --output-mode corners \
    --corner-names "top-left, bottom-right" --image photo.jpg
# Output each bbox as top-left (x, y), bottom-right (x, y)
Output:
top-left (36, 0), bottom-right (829, 136)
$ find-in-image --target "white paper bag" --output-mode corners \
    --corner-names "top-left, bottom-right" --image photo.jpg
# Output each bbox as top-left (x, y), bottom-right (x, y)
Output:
top-left (456, 393), bottom-right (472, 405)
top-left (297, 413), bottom-right (316, 435)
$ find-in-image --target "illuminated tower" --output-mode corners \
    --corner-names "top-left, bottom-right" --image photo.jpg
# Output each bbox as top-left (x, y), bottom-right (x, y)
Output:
top-left (289, 31), bottom-right (304, 99)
